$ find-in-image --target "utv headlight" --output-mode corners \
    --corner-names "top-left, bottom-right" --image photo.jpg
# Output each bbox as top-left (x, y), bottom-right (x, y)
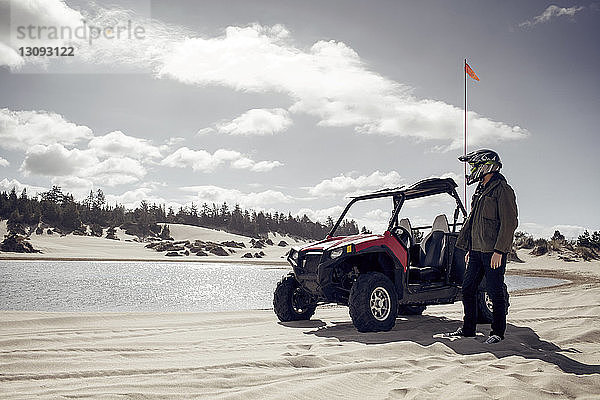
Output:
top-left (289, 248), bottom-right (299, 262)
top-left (330, 248), bottom-right (344, 259)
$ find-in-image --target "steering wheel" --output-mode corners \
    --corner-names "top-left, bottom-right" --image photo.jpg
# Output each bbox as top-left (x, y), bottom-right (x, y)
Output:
top-left (391, 225), bottom-right (412, 249)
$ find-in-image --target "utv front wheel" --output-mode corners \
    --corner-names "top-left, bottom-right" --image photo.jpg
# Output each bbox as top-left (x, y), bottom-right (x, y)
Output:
top-left (477, 283), bottom-right (510, 324)
top-left (349, 272), bottom-right (398, 332)
top-left (273, 274), bottom-right (316, 322)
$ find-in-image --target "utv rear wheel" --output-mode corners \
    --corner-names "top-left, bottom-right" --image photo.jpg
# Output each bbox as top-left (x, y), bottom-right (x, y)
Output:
top-left (477, 283), bottom-right (510, 324)
top-left (349, 272), bottom-right (398, 332)
top-left (273, 274), bottom-right (316, 322)
top-left (398, 305), bottom-right (426, 315)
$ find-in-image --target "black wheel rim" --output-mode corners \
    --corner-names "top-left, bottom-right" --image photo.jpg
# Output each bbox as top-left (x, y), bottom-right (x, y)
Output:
top-left (292, 288), bottom-right (307, 314)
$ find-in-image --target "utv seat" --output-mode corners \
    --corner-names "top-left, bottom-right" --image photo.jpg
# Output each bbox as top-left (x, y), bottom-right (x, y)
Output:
top-left (394, 218), bottom-right (413, 248)
top-left (409, 215), bottom-right (449, 282)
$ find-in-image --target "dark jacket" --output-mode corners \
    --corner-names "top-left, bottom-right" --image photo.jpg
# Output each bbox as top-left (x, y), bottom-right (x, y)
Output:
top-left (456, 173), bottom-right (518, 254)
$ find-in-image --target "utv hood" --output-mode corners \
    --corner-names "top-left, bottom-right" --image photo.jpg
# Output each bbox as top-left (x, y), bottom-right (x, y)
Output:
top-left (299, 233), bottom-right (385, 252)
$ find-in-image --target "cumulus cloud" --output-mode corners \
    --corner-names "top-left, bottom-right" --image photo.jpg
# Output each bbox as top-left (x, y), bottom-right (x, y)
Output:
top-left (158, 24), bottom-right (528, 149)
top-left (296, 205), bottom-right (345, 223)
top-left (0, 157), bottom-right (9, 167)
top-left (20, 143), bottom-right (146, 186)
top-left (104, 187), bottom-right (181, 209)
top-left (88, 131), bottom-right (162, 160)
top-left (308, 171), bottom-right (404, 197)
top-left (2, 0), bottom-right (188, 71)
top-left (0, 108), bottom-right (93, 151)
top-left (0, 0), bottom-right (81, 68)
top-left (215, 108), bottom-right (292, 136)
top-left (519, 5), bottom-right (585, 28)
top-left (0, 178), bottom-right (46, 195)
top-left (85, 157), bottom-right (147, 186)
top-left (181, 185), bottom-right (293, 209)
top-left (161, 147), bottom-right (283, 172)
top-left (21, 144), bottom-right (97, 176)
top-left (0, 42), bottom-right (24, 68)
top-left (5, 0), bottom-right (529, 149)
top-left (50, 176), bottom-right (94, 199)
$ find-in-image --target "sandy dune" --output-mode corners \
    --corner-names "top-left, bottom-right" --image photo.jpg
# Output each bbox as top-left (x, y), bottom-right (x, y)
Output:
top-left (1, 255), bottom-right (599, 398)
top-left (0, 221), bottom-right (303, 263)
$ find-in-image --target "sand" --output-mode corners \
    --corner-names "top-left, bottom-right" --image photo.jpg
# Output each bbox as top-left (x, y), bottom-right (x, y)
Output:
top-left (1, 229), bottom-right (600, 398)
top-left (0, 221), bottom-right (303, 263)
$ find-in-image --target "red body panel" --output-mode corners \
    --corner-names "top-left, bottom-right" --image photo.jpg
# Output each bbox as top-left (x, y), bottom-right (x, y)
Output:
top-left (299, 231), bottom-right (408, 271)
top-left (355, 231), bottom-right (408, 271)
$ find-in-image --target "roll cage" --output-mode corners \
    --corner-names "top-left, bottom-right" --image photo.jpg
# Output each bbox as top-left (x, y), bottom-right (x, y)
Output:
top-left (327, 177), bottom-right (468, 238)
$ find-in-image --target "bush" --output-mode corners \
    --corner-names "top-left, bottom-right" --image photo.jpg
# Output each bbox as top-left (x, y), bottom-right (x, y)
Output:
top-left (577, 230), bottom-right (600, 249)
top-left (159, 224), bottom-right (173, 240)
top-left (530, 238), bottom-right (549, 256)
top-left (90, 223), bottom-right (103, 237)
top-left (551, 230), bottom-right (565, 242)
top-left (592, 231), bottom-right (600, 248)
top-left (106, 226), bottom-right (119, 240)
top-left (514, 231), bottom-right (535, 249)
top-left (575, 246), bottom-right (599, 261)
top-left (1, 233), bottom-right (39, 253)
top-left (577, 230), bottom-right (592, 247)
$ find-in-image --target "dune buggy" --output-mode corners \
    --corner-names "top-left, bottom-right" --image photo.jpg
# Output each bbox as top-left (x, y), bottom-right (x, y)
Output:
top-left (273, 177), bottom-right (509, 332)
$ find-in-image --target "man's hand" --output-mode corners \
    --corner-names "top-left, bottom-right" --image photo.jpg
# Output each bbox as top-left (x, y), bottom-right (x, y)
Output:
top-left (491, 252), bottom-right (503, 269)
top-left (465, 251), bottom-right (469, 265)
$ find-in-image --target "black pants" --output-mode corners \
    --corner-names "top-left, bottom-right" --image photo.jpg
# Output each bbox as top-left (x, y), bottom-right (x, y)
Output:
top-left (461, 250), bottom-right (507, 338)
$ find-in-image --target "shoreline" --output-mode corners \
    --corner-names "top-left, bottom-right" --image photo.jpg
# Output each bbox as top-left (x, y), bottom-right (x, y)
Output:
top-left (0, 254), bottom-right (290, 265)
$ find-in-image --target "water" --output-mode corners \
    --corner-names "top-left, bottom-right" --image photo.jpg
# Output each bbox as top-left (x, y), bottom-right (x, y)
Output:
top-left (0, 261), bottom-right (569, 312)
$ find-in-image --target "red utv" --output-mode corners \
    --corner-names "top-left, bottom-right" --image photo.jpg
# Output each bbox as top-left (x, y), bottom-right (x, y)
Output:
top-left (273, 177), bottom-right (509, 332)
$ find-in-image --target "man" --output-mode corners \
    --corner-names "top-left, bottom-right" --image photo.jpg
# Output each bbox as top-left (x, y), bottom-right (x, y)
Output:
top-left (446, 149), bottom-right (518, 344)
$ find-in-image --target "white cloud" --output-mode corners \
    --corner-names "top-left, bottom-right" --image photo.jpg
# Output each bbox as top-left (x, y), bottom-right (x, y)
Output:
top-left (519, 222), bottom-right (588, 240)
top-left (88, 130), bottom-right (162, 159)
top-left (104, 187), bottom-right (180, 210)
top-left (2, 0), bottom-right (188, 72)
top-left (252, 160), bottom-right (284, 172)
top-left (49, 176), bottom-right (94, 199)
top-left (181, 185), bottom-right (293, 209)
top-left (296, 205), bottom-right (344, 223)
top-left (308, 171), bottom-right (404, 197)
top-left (519, 5), bottom-right (585, 28)
top-left (216, 108), bottom-right (292, 136)
top-left (21, 144), bottom-right (97, 176)
top-left (355, 209), bottom-right (391, 233)
top-left (158, 24), bottom-right (528, 149)
top-left (0, 42), bottom-right (24, 68)
top-left (85, 157), bottom-right (147, 186)
top-left (20, 143), bottom-right (146, 187)
top-left (0, 178), bottom-right (46, 195)
top-left (0, 0), bottom-right (81, 68)
top-left (165, 137), bottom-right (186, 146)
top-left (0, 108), bottom-right (93, 151)
top-left (160, 147), bottom-right (231, 172)
top-left (161, 147), bottom-right (283, 172)
top-left (5, 0), bottom-right (528, 149)
top-left (0, 157), bottom-right (9, 167)
top-left (196, 127), bottom-right (215, 136)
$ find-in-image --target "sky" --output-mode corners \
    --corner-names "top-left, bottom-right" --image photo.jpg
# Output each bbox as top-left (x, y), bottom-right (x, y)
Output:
top-left (0, 0), bottom-right (599, 238)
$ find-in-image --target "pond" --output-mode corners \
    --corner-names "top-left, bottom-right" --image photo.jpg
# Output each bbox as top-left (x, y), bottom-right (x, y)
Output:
top-left (0, 260), bottom-right (569, 312)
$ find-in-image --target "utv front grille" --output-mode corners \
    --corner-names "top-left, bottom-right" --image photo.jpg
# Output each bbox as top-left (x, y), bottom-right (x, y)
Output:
top-left (301, 253), bottom-right (322, 274)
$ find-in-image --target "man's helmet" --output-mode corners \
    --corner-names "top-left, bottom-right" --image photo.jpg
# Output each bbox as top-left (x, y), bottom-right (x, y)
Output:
top-left (459, 149), bottom-right (502, 185)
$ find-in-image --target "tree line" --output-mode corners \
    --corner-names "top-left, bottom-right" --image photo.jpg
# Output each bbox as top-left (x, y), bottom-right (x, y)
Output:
top-left (0, 186), bottom-right (363, 240)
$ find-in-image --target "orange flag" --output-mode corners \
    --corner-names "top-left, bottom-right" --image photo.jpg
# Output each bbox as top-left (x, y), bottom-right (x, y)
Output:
top-left (465, 62), bottom-right (480, 81)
